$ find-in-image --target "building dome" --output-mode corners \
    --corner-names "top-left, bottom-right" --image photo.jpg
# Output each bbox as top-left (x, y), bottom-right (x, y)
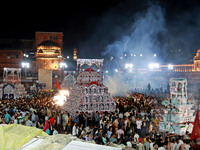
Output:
top-left (38, 40), bottom-right (60, 47)
top-left (36, 40), bottom-right (61, 55)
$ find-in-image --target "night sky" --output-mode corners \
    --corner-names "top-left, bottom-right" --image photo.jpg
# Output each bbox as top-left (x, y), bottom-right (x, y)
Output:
top-left (1, 0), bottom-right (200, 63)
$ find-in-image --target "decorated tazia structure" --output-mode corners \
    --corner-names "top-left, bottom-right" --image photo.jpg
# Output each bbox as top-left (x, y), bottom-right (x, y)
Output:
top-left (63, 59), bottom-right (115, 115)
top-left (159, 78), bottom-right (195, 135)
top-left (0, 68), bottom-right (27, 99)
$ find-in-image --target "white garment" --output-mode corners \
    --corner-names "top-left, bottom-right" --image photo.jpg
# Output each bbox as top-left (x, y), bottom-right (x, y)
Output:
top-left (132, 116), bottom-right (136, 123)
top-left (72, 125), bottom-right (77, 136)
top-left (173, 143), bottom-right (177, 150)
top-left (14, 119), bottom-right (18, 124)
top-left (127, 141), bottom-right (132, 148)
top-left (45, 116), bottom-right (49, 121)
top-left (176, 140), bottom-right (183, 150)
top-left (158, 147), bottom-right (165, 150)
top-left (11, 116), bottom-right (15, 121)
top-left (124, 119), bottom-right (128, 128)
top-left (62, 114), bottom-right (68, 124)
top-left (53, 130), bottom-right (58, 135)
top-left (21, 111), bottom-right (26, 118)
top-left (26, 120), bottom-right (33, 127)
top-left (57, 116), bottom-right (61, 125)
top-left (134, 133), bottom-right (139, 143)
top-left (150, 143), bottom-right (154, 150)
top-left (185, 144), bottom-right (190, 150)
top-left (136, 120), bottom-right (142, 129)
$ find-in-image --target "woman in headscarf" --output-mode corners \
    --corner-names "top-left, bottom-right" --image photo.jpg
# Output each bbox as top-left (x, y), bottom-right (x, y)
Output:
top-left (44, 120), bottom-right (50, 132)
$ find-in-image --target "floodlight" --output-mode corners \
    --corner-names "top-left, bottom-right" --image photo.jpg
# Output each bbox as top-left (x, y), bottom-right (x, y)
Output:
top-left (168, 64), bottom-right (173, 70)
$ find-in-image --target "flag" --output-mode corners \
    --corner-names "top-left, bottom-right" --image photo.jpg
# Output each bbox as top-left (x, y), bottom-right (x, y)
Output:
top-left (190, 110), bottom-right (200, 140)
top-left (56, 79), bottom-right (62, 90)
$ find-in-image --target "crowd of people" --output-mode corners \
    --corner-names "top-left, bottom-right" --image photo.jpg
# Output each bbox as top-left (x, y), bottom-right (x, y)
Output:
top-left (0, 91), bottom-right (199, 150)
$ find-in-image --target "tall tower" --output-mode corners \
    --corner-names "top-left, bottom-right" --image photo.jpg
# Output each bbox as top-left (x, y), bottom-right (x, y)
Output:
top-left (35, 32), bottom-right (64, 89)
top-left (73, 48), bottom-right (78, 61)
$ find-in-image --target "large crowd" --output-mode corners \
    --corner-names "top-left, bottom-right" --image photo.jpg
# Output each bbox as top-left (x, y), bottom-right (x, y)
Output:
top-left (0, 91), bottom-right (199, 150)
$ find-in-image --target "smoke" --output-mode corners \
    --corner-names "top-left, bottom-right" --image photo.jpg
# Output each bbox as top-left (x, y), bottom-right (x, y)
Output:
top-left (103, 4), bottom-right (168, 96)
top-left (106, 75), bottom-right (130, 96)
top-left (103, 4), bottom-right (167, 59)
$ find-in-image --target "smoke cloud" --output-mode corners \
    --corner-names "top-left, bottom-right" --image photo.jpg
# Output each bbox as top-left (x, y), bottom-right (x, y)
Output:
top-left (103, 4), bottom-right (168, 96)
top-left (103, 4), bottom-right (167, 59)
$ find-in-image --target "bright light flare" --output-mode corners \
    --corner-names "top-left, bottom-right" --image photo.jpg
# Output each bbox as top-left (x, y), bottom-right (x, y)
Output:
top-left (149, 63), bottom-right (159, 69)
top-left (125, 64), bottom-right (133, 69)
top-left (22, 62), bottom-right (30, 68)
top-left (53, 90), bottom-right (69, 106)
top-left (53, 95), bottom-right (66, 106)
top-left (60, 63), bottom-right (68, 68)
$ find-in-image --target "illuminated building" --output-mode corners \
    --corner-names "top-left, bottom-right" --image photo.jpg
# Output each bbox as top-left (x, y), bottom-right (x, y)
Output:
top-left (35, 32), bottom-right (64, 71)
top-left (160, 49), bottom-right (200, 72)
top-left (0, 50), bottom-right (23, 71)
top-left (73, 48), bottom-right (78, 61)
top-left (34, 32), bottom-right (64, 89)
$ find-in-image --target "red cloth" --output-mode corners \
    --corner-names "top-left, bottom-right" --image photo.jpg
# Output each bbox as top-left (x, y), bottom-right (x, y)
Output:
top-left (57, 79), bottom-right (62, 90)
top-left (191, 110), bottom-right (200, 140)
top-left (49, 117), bottom-right (56, 126)
top-left (138, 137), bottom-right (142, 143)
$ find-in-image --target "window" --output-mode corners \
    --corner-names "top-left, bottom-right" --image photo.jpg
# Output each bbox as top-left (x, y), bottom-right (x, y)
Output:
top-left (16, 54), bottom-right (19, 59)
top-left (50, 36), bottom-right (58, 40)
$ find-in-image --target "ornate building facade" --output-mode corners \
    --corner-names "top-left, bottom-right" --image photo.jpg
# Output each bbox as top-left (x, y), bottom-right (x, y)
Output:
top-left (161, 49), bottom-right (200, 72)
top-left (35, 32), bottom-right (64, 71)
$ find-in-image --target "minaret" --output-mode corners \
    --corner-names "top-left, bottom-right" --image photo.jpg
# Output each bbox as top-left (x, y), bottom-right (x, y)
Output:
top-left (73, 48), bottom-right (78, 61)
